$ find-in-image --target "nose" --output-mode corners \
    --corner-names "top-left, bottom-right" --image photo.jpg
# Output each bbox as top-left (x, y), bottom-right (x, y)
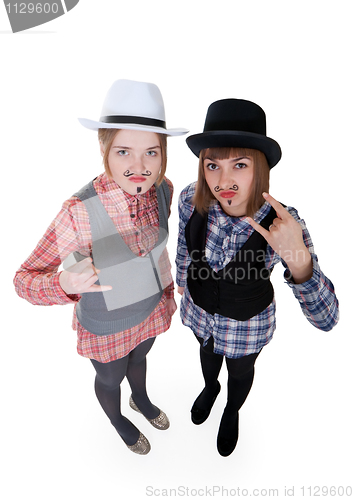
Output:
top-left (131, 154), bottom-right (145, 173)
top-left (218, 168), bottom-right (233, 189)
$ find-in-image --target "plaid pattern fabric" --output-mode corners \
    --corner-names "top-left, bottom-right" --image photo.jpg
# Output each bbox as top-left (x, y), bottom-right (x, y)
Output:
top-left (14, 173), bottom-right (174, 363)
top-left (176, 182), bottom-right (339, 359)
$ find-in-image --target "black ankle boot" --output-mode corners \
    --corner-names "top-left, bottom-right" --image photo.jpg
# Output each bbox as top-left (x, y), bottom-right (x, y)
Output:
top-left (191, 381), bottom-right (221, 425)
top-left (217, 410), bottom-right (239, 457)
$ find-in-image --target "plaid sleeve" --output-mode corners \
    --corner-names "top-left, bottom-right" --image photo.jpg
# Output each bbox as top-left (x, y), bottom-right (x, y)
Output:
top-left (13, 198), bottom-right (82, 306)
top-left (175, 182), bottom-right (196, 287)
top-left (283, 208), bottom-right (339, 332)
top-left (163, 281), bottom-right (174, 300)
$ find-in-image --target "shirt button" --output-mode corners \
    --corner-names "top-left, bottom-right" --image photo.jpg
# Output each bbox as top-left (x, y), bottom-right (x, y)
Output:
top-left (130, 214), bottom-right (135, 218)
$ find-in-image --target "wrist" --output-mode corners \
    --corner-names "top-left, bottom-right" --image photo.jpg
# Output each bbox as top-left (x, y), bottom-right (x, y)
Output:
top-left (286, 251), bottom-right (313, 284)
top-left (55, 272), bottom-right (80, 302)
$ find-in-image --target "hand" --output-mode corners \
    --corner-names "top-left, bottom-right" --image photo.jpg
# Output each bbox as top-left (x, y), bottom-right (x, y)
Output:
top-left (166, 298), bottom-right (177, 317)
top-left (59, 257), bottom-right (112, 295)
top-left (246, 193), bottom-right (313, 284)
top-left (177, 286), bottom-right (185, 295)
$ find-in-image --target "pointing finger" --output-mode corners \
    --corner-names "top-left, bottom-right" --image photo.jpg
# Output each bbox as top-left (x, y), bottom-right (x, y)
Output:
top-left (81, 272), bottom-right (112, 292)
top-left (246, 216), bottom-right (270, 240)
top-left (86, 284), bottom-right (113, 293)
top-left (262, 193), bottom-right (289, 219)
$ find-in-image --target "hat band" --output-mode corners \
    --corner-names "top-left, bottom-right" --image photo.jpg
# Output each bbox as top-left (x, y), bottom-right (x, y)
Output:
top-left (100, 115), bottom-right (166, 129)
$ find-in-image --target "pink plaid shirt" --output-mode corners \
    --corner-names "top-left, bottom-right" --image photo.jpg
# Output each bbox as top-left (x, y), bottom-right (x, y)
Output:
top-left (14, 173), bottom-right (174, 363)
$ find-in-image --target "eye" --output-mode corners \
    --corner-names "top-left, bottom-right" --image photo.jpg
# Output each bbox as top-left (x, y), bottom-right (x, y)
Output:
top-left (205, 163), bottom-right (219, 171)
top-left (146, 150), bottom-right (158, 157)
top-left (117, 149), bottom-right (128, 156)
top-left (235, 162), bottom-right (247, 169)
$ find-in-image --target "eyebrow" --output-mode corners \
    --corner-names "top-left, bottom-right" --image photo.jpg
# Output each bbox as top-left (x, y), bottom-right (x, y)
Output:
top-left (112, 145), bottom-right (161, 150)
top-left (204, 156), bottom-right (250, 162)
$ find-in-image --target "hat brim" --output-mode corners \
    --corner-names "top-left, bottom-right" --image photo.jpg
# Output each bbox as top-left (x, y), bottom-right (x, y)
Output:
top-left (78, 117), bottom-right (188, 137)
top-left (186, 130), bottom-right (282, 168)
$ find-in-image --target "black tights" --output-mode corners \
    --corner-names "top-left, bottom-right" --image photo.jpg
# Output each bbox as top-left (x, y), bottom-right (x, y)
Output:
top-left (90, 338), bottom-right (158, 446)
top-left (195, 335), bottom-right (260, 436)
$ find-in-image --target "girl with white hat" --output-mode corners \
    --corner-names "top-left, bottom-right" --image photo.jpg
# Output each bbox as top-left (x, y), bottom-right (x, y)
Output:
top-left (14, 79), bottom-right (188, 455)
top-left (176, 98), bottom-right (339, 457)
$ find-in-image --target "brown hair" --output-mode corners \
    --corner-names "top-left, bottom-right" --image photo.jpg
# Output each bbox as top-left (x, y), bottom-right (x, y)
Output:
top-left (97, 128), bottom-right (167, 186)
top-left (193, 147), bottom-right (270, 217)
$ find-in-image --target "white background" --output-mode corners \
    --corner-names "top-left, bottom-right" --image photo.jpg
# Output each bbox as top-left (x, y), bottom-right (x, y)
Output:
top-left (1, 1), bottom-right (353, 498)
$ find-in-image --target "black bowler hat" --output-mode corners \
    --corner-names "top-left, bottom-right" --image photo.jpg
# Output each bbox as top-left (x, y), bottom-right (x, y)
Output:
top-left (186, 99), bottom-right (282, 168)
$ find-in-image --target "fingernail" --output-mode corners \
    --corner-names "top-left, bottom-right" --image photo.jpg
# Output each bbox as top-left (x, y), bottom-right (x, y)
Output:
top-left (263, 192), bottom-right (269, 198)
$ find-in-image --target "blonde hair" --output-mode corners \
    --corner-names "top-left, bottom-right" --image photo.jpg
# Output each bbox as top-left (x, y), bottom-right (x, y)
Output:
top-left (193, 147), bottom-right (270, 217)
top-left (97, 128), bottom-right (167, 186)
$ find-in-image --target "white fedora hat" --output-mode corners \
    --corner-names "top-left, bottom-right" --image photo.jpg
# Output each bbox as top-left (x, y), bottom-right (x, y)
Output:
top-left (78, 79), bottom-right (188, 136)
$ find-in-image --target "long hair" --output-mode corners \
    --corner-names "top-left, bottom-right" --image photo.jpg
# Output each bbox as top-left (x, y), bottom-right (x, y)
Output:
top-left (97, 128), bottom-right (167, 186)
top-left (193, 147), bottom-right (270, 217)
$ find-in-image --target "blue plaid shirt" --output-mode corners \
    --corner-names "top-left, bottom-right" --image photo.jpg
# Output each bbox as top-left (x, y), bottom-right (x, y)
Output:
top-left (176, 182), bottom-right (339, 359)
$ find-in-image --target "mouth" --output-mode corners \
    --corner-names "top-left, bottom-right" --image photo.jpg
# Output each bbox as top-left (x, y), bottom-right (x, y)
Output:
top-left (129, 176), bottom-right (147, 183)
top-left (219, 191), bottom-right (236, 199)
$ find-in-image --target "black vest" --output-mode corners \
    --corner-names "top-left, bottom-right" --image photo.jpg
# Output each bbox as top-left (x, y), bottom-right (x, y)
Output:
top-left (185, 206), bottom-right (277, 321)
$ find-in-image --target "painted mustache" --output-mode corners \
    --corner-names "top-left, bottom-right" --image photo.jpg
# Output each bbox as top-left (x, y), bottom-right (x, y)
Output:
top-left (214, 184), bottom-right (239, 193)
top-left (123, 170), bottom-right (152, 177)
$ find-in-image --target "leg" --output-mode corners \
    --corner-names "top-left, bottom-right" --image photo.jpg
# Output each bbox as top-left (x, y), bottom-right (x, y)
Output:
top-left (91, 355), bottom-right (140, 446)
top-left (217, 351), bottom-right (261, 456)
top-left (191, 335), bottom-right (224, 424)
top-left (126, 338), bottom-right (159, 419)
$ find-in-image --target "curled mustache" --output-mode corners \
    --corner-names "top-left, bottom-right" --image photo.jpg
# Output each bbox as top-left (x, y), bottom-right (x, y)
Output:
top-left (123, 170), bottom-right (152, 177)
top-left (214, 184), bottom-right (239, 193)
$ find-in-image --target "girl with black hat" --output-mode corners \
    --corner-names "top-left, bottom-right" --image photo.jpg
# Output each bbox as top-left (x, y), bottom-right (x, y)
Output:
top-left (176, 98), bottom-right (339, 457)
top-left (14, 79), bottom-right (188, 455)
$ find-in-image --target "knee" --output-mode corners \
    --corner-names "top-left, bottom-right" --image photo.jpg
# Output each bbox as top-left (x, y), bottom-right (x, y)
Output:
top-left (91, 358), bottom-right (127, 391)
top-left (95, 373), bottom-right (123, 391)
top-left (227, 365), bottom-right (254, 381)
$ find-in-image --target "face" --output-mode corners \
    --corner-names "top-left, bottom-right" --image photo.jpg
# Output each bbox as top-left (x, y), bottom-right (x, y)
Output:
top-left (101, 129), bottom-right (162, 195)
top-left (203, 154), bottom-right (254, 217)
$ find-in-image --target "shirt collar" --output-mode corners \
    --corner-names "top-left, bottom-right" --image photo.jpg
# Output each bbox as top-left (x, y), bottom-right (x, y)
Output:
top-left (94, 173), bottom-right (153, 212)
top-left (211, 200), bottom-right (272, 233)
top-left (253, 201), bottom-right (272, 223)
top-left (123, 187), bottom-right (152, 209)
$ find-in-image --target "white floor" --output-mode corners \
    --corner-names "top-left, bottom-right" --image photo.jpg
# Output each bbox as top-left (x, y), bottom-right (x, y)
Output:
top-left (3, 276), bottom-right (352, 498)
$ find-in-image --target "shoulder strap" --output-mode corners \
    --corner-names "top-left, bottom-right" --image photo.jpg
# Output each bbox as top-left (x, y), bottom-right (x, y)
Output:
top-left (155, 179), bottom-right (170, 233)
top-left (74, 180), bottom-right (97, 202)
top-left (185, 207), bottom-right (207, 254)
